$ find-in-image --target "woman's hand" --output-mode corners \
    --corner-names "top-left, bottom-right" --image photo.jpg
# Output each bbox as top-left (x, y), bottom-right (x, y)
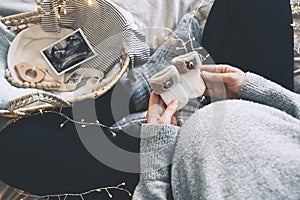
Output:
top-left (200, 65), bottom-right (245, 99)
top-left (147, 92), bottom-right (179, 125)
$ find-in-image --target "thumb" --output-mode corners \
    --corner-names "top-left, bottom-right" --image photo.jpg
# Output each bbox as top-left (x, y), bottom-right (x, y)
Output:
top-left (159, 100), bottom-right (179, 124)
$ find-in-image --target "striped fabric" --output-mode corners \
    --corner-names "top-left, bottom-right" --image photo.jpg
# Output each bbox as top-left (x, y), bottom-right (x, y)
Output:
top-left (40, 0), bottom-right (150, 73)
top-left (41, 0), bottom-right (60, 32)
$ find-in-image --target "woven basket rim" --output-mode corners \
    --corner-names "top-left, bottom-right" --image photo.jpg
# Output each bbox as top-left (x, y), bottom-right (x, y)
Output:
top-left (0, 2), bottom-right (133, 118)
top-left (0, 54), bottom-right (129, 118)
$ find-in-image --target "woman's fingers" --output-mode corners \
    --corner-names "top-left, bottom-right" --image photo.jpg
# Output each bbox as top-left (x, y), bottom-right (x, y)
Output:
top-left (200, 65), bottom-right (220, 73)
top-left (158, 97), bottom-right (165, 107)
top-left (148, 93), bottom-right (179, 125)
top-left (149, 92), bottom-right (160, 106)
top-left (171, 116), bottom-right (177, 126)
top-left (159, 100), bottom-right (179, 124)
top-left (201, 64), bottom-right (236, 73)
top-left (201, 65), bottom-right (229, 73)
top-left (201, 71), bottom-right (228, 83)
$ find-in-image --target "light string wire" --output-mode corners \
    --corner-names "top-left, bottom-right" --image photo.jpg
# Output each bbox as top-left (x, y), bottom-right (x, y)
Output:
top-left (0, 0), bottom-right (198, 136)
top-left (32, 108), bottom-right (147, 137)
top-left (31, 106), bottom-right (191, 136)
top-left (0, 2), bottom-right (297, 199)
top-left (16, 182), bottom-right (131, 200)
top-left (291, 2), bottom-right (300, 55)
top-left (0, 1), bottom-right (215, 199)
top-left (187, 0), bottom-right (206, 53)
top-left (142, 0), bottom-right (209, 63)
top-left (291, 1), bottom-right (300, 15)
top-left (143, 0), bottom-right (210, 61)
top-left (0, 1), bottom-right (300, 53)
top-left (0, 2), bottom-right (204, 136)
top-left (25, 0), bottom-right (208, 136)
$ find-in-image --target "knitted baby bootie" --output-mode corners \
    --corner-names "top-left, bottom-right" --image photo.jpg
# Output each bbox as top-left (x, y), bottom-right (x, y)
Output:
top-left (171, 51), bottom-right (206, 98)
top-left (150, 65), bottom-right (189, 110)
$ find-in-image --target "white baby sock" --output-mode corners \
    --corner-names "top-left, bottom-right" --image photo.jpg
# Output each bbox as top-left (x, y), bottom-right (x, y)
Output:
top-left (171, 51), bottom-right (206, 98)
top-left (150, 65), bottom-right (189, 110)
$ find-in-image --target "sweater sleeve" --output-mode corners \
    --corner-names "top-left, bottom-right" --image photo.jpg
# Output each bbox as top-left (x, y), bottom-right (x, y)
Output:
top-left (132, 124), bottom-right (180, 200)
top-left (237, 72), bottom-right (300, 119)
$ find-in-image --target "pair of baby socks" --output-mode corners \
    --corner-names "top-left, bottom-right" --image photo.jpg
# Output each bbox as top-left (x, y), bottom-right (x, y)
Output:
top-left (150, 51), bottom-right (206, 110)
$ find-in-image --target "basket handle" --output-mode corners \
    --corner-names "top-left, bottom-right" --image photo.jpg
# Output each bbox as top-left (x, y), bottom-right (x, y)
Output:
top-left (6, 92), bottom-right (71, 116)
top-left (0, 9), bottom-right (41, 32)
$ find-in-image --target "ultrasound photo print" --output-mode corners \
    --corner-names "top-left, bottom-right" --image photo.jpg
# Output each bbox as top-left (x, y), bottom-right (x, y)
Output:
top-left (41, 28), bottom-right (97, 75)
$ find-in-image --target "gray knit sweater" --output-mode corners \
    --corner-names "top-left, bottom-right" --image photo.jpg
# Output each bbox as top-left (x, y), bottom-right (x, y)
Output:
top-left (132, 72), bottom-right (300, 200)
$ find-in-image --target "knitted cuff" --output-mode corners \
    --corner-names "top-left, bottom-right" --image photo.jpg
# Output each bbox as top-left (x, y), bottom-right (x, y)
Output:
top-left (237, 72), bottom-right (299, 117)
top-left (237, 72), bottom-right (275, 102)
top-left (171, 51), bottom-right (206, 98)
top-left (171, 51), bottom-right (201, 73)
top-left (140, 124), bottom-right (180, 180)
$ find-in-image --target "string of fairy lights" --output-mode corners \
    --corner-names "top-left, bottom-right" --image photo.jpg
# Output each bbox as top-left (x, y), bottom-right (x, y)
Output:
top-left (1, 1), bottom-right (300, 54)
top-left (0, 0), bottom-right (206, 135)
top-left (16, 182), bottom-right (131, 200)
top-left (34, 108), bottom-right (147, 137)
top-left (0, 0), bottom-right (205, 199)
top-left (1, 0), bottom-right (299, 199)
top-left (291, 1), bottom-right (300, 56)
top-left (32, 0), bottom-right (206, 135)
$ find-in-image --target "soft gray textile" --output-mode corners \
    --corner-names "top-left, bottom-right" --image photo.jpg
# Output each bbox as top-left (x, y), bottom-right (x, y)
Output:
top-left (0, 0), bottom-right (36, 17)
top-left (0, 23), bottom-right (40, 109)
top-left (133, 72), bottom-right (300, 200)
top-left (112, 0), bottom-right (204, 50)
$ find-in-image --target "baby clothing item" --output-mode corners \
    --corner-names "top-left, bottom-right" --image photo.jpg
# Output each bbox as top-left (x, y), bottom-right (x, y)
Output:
top-left (171, 51), bottom-right (206, 98)
top-left (150, 65), bottom-right (189, 110)
top-left (150, 51), bottom-right (207, 110)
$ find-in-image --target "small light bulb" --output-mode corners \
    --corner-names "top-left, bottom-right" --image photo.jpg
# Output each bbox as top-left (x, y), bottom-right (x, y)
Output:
top-left (110, 130), bottom-right (117, 137)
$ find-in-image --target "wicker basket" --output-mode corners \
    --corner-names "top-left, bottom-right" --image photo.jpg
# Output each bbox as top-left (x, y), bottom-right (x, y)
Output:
top-left (0, 5), bottom-right (130, 119)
